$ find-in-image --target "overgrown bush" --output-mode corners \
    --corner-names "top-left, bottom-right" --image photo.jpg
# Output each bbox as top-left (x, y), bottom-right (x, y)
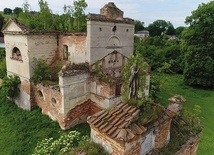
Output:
top-left (70, 141), bottom-right (109, 155)
top-left (0, 48), bottom-right (6, 78)
top-left (33, 58), bottom-right (52, 83)
top-left (0, 57), bottom-right (6, 78)
top-left (149, 74), bottom-right (161, 103)
top-left (1, 75), bottom-right (21, 102)
top-left (122, 52), bottom-right (149, 106)
top-left (33, 131), bottom-right (83, 155)
top-left (33, 58), bottom-right (63, 84)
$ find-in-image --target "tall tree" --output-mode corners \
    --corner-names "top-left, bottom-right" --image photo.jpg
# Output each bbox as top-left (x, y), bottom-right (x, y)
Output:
top-left (165, 22), bottom-right (175, 35)
top-left (13, 7), bottom-right (23, 17)
top-left (175, 26), bottom-right (185, 37)
top-left (3, 8), bottom-right (12, 14)
top-left (148, 20), bottom-right (175, 36)
top-left (135, 20), bottom-right (144, 33)
top-left (72, 0), bottom-right (87, 32)
top-left (38, 0), bottom-right (53, 30)
top-left (0, 14), bottom-right (4, 37)
top-left (182, 1), bottom-right (214, 88)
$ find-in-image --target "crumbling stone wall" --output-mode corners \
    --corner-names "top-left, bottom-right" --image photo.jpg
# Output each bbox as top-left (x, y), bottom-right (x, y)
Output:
top-left (100, 2), bottom-right (124, 20)
top-left (90, 79), bottom-right (121, 109)
top-left (31, 83), bottom-right (64, 126)
top-left (58, 34), bottom-right (87, 64)
top-left (65, 99), bottom-right (101, 129)
top-left (154, 118), bottom-right (171, 148)
top-left (90, 117), bottom-right (172, 155)
top-left (175, 135), bottom-right (200, 155)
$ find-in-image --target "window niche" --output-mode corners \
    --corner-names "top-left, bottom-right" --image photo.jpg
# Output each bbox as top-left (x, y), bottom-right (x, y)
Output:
top-left (63, 45), bottom-right (69, 60)
top-left (115, 83), bottom-right (122, 96)
top-left (12, 47), bottom-right (22, 61)
top-left (51, 98), bottom-right (57, 107)
top-left (37, 90), bottom-right (44, 100)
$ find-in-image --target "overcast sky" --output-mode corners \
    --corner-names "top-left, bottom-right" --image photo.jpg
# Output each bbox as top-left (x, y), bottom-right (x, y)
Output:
top-left (0, 0), bottom-right (211, 27)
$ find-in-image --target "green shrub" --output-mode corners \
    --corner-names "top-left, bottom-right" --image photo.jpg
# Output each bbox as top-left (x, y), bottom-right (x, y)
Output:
top-left (33, 58), bottom-right (52, 83)
top-left (1, 75), bottom-right (21, 102)
top-left (0, 57), bottom-right (6, 78)
top-left (33, 131), bottom-right (83, 155)
top-left (71, 141), bottom-right (109, 155)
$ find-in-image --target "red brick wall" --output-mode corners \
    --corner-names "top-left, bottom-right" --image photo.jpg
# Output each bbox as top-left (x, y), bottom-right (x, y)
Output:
top-left (176, 135), bottom-right (200, 155)
top-left (155, 118), bottom-right (172, 148)
top-left (31, 83), bottom-right (64, 126)
top-left (65, 100), bottom-right (101, 128)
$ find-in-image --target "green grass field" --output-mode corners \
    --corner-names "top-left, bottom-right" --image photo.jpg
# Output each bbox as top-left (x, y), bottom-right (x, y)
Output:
top-left (157, 74), bottom-right (214, 155)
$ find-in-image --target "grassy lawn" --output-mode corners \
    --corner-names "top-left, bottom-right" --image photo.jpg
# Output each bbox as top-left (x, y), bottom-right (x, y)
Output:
top-left (0, 91), bottom-right (90, 155)
top-left (157, 73), bottom-right (214, 155)
top-left (0, 94), bottom-right (62, 155)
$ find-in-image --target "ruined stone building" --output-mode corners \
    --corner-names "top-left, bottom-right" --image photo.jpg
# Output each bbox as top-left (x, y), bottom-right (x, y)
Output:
top-left (2, 2), bottom-right (135, 129)
top-left (2, 2), bottom-right (200, 155)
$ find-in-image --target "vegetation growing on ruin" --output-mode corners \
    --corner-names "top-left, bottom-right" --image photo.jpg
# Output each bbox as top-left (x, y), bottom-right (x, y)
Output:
top-left (32, 58), bottom-right (62, 84)
top-left (157, 74), bottom-right (213, 154)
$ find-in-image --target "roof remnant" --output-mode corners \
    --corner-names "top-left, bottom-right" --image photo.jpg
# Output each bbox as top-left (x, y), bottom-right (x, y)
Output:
top-left (87, 102), bottom-right (147, 142)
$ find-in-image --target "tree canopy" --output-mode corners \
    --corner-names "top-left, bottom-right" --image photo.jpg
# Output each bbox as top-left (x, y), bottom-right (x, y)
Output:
top-left (3, 8), bottom-right (12, 14)
top-left (17, 0), bottom-right (87, 32)
top-left (182, 1), bottom-right (214, 88)
top-left (0, 14), bottom-right (4, 37)
top-left (135, 20), bottom-right (145, 33)
top-left (13, 7), bottom-right (23, 17)
top-left (147, 20), bottom-right (175, 36)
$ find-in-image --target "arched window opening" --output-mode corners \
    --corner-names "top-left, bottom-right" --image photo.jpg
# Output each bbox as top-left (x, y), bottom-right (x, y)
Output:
top-left (37, 90), bottom-right (44, 100)
top-left (12, 47), bottom-right (22, 61)
top-left (63, 45), bottom-right (68, 60)
top-left (51, 98), bottom-right (57, 106)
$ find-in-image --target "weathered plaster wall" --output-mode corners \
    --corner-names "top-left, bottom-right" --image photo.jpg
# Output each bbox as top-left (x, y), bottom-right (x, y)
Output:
top-left (59, 73), bottom-right (90, 116)
top-left (87, 20), bottom-right (134, 65)
top-left (59, 34), bottom-right (87, 63)
top-left (27, 34), bottom-right (58, 78)
top-left (4, 34), bottom-right (31, 79)
top-left (90, 80), bottom-right (121, 109)
top-left (13, 77), bottom-right (31, 110)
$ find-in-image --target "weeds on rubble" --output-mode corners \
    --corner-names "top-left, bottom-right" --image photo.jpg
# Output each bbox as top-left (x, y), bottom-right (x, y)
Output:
top-left (157, 107), bottom-right (202, 155)
top-left (138, 103), bottom-right (164, 126)
top-left (33, 58), bottom-right (52, 83)
top-left (69, 141), bottom-right (109, 155)
top-left (157, 74), bottom-right (213, 154)
top-left (33, 58), bottom-right (63, 84)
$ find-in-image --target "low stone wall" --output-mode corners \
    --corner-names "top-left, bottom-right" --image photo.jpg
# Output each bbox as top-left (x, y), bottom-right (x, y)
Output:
top-left (175, 135), bottom-right (200, 155)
